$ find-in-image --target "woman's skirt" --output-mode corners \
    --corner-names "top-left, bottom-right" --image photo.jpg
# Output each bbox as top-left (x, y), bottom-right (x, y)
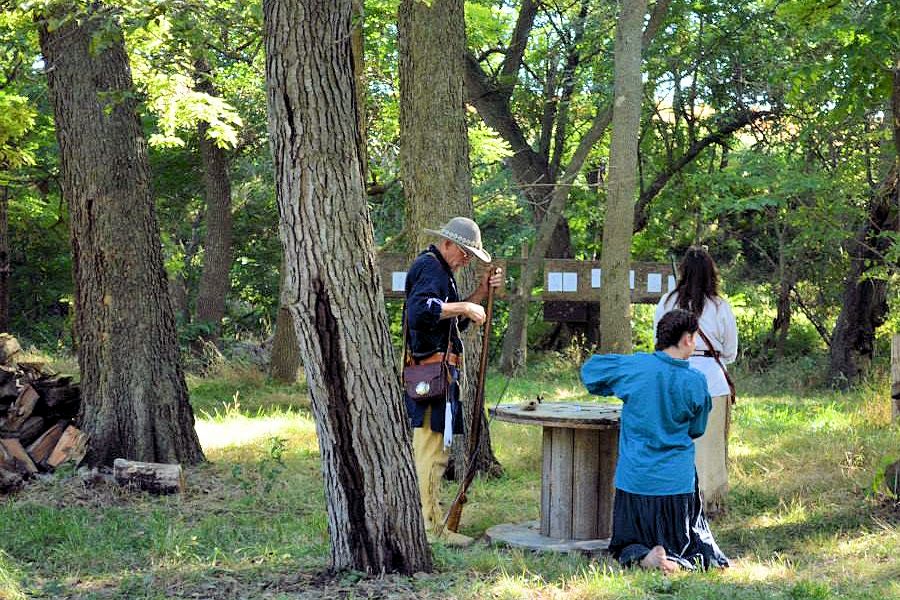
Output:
top-left (695, 394), bottom-right (731, 514)
top-left (608, 482), bottom-right (730, 570)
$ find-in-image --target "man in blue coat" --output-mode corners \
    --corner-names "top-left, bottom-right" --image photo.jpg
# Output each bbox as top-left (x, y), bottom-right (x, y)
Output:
top-left (404, 217), bottom-right (502, 546)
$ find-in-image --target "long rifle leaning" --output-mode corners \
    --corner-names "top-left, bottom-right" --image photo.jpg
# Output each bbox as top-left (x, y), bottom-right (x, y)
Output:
top-left (438, 268), bottom-right (499, 535)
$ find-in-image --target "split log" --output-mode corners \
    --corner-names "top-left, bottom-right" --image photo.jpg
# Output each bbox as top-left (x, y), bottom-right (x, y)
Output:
top-left (3, 416), bottom-right (46, 447)
top-left (0, 466), bottom-right (23, 494)
top-left (0, 334), bottom-right (21, 364)
top-left (0, 365), bottom-right (16, 392)
top-left (46, 425), bottom-right (88, 468)
top-left (113, 459), bottom-right (185, 495)
top-left (0, 367), bottom-right (21, 407)
top-left (38, 384), bottom-right (80, 418)
top-left (3, 386), bottom-right (40, 431)
top-left (34, 376), bottom-right (76, 405)
top-left (17, 361), bottom-right (54, 375)
top-left (0, 438), bottom-right (37, 474)
top-left (26, 421), bottom-right (68, 466)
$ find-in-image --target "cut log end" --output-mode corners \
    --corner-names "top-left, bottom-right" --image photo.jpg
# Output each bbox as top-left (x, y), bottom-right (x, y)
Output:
top-left (113, 459), bottom-right (185, 495)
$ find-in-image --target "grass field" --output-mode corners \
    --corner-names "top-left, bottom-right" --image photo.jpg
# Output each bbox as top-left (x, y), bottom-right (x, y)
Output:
top-left (0, 354), bottom-right (897, 599)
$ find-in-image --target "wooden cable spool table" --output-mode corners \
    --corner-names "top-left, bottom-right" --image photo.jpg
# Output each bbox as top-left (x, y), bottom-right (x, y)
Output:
top-left (486, 401), bottom-right (621, 554)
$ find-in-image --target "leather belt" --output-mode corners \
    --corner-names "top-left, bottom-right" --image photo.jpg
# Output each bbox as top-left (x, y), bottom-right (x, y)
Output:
top-left (416, 352), bottom-right (461, 367)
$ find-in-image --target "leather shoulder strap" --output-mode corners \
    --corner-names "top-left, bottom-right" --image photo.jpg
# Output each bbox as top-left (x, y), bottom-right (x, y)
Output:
top-left (696, 327), bottom-right (736, 403)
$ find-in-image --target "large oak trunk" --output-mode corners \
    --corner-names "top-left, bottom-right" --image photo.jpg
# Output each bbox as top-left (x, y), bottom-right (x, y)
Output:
top-left (399, 0), bottom-right (502, 480)
top-left (599, 0), bottom-right (647, 354)
top-left (264, 0), bottom-right (430, 574)
top-left (38, 6), bottom-right (204, 466)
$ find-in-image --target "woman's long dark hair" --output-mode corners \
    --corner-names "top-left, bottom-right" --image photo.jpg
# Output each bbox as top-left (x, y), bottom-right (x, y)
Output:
top-left (666, 246), bottom-right (719, 317)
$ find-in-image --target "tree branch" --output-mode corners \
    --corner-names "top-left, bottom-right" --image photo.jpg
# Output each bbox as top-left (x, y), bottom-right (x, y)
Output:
top-left (498, 0), bottom-right (538, 98)
top-left (633, 109), bottom-right (773, 232)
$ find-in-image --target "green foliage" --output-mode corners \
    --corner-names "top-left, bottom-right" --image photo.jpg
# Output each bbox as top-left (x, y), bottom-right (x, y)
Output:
top-left (0, 92), bottom-right (36, 170)
top-left (3, 0), bottom-right (897, 376)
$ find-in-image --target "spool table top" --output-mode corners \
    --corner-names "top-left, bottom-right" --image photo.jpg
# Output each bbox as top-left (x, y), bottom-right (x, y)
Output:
top-left (491, 402), bottom-right (621, 430)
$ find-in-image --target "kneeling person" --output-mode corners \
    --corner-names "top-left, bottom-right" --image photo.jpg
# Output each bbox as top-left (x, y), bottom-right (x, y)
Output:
top-left (581, 309), bottom-right (729, 572)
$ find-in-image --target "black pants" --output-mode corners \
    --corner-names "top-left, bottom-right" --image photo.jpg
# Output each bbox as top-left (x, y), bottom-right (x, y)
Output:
top-left (609, 480), bottom-right (729, 570)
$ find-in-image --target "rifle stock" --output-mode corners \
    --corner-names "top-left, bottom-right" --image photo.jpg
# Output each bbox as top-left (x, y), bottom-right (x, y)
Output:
top-left (438, 268), bottom-right (499, 534)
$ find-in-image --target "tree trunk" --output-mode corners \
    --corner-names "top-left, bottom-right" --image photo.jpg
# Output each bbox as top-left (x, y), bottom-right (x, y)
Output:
top-left (599, 0), bottom-right (647, 354)
top-left (37, 5), bottom-right (204, 466)
top-left (828, 59), bottom-right (900, 385)
top-left (193, 59), bottom-right (234, 345)
top-left (264, 0), bottom-right (430, 574)
top-left (399, 0), bottom-right (502, 479)
top-left (351, 0), bottom-right (366, 180)
top-left (270, 263), bottom-right (301, 383)
top-left (768, 221), bottom-right (795, 359)
top-left (0, 186), bottom-right (9, 333)
top-left (891, 334), bottom-right (899, 421)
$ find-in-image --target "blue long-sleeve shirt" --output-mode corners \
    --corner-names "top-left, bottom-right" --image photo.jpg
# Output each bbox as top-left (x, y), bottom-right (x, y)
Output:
top-left (581, 352), bottom-right (711, 495)
top-left (405, 245), bottom-right (470, 358)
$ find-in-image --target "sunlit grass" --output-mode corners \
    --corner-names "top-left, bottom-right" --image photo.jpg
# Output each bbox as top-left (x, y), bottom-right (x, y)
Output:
top-left (0, 354), bottom-right (896, 598)
top-left (0, 550), bottom-right (26, 600)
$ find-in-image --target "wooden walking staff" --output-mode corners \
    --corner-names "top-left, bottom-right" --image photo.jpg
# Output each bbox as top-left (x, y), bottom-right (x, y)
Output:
top-left (439, 267), bottom-right (500, 535)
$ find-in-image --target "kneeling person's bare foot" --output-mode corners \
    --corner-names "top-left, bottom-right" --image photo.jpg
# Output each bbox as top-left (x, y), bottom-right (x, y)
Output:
top-left (639, 545), bottom-right (680, 574)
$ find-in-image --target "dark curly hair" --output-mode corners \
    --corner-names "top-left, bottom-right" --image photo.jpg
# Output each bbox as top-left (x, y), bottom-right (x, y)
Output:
top-left (666, 246), bottom-right (719, 317)
top-left (655, 308), bottom-right (699, 350)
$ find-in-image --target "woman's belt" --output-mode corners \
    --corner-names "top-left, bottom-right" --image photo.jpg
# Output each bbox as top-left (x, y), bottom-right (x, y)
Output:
top-left (415, 352), bottom-right (461, 367)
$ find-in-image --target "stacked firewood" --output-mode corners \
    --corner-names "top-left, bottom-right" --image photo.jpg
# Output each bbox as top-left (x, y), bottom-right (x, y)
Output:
top-left (0, 334), bottom-right (87, 493)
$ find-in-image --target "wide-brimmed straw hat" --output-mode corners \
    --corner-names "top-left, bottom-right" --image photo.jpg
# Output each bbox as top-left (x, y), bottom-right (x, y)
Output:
top-left (424, 217), bottom-right (492, 263)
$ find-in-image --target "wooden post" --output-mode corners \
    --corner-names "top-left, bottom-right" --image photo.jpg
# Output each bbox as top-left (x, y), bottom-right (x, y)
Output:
top-left (892, 334), bottom-right (900, 421)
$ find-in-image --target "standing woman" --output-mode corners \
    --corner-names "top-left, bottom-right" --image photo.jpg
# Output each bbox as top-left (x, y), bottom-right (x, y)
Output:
top-left (654, 246), bottom-right (738, 515)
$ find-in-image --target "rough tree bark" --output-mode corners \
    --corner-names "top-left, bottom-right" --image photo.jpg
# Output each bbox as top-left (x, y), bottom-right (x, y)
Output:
top-left (37, 4), bottom-right (204, 466)
top-left (0, 186), bottom-right (8, 332)
top-left (264, 0), bottom-right (430, 574)
top-left (399, 0), bottom-right (502, 479)
top-left (193, 58), bottom-right (234, 346)
top-left (599, 0), bottom-right (648, 354)
top-left (270, 262), bottom-right (301, 383)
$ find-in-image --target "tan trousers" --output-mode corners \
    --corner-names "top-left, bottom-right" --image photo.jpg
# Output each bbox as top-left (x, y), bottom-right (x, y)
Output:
top-left (695, 394), bottom-right (730, 513)
top-left (412, 406), bottom-right (449, 532)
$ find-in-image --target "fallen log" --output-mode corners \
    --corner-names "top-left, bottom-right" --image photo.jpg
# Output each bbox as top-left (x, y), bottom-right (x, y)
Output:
top-left (113, 459), bottom-right (185, 495)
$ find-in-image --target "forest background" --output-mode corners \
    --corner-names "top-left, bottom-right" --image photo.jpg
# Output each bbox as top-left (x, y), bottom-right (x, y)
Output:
top-left (1, 0), bottom-right (896, 380)
top-left (0, 0), bottom-right (897, 598)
